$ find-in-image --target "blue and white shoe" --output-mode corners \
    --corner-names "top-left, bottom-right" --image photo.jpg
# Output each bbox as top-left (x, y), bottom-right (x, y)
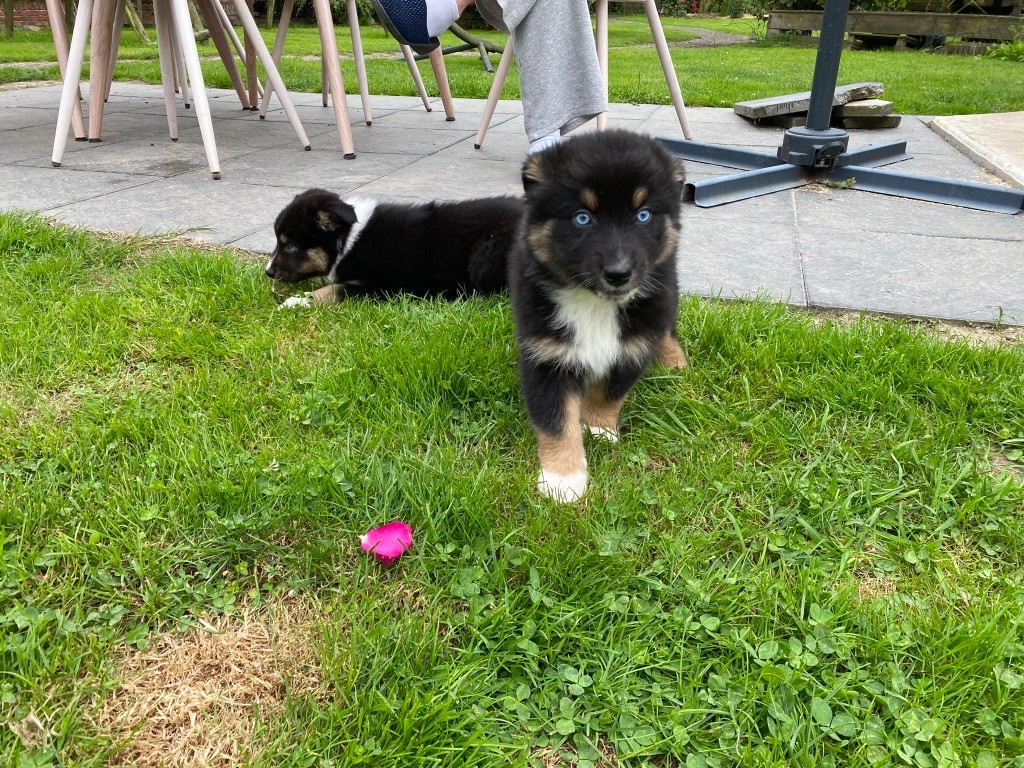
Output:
top-left (371, 0), bottom-right (439, 55)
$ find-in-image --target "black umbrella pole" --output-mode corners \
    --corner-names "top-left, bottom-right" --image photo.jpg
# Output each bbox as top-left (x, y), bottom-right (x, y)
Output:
top-left (806, 0), bottom-right (852, 131)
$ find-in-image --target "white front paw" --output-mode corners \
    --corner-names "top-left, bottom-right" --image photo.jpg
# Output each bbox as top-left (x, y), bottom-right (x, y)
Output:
top-left (537, 470), bottom-right (588, 503)
top-left (279, 295), bottom-right (313, 309)
top-left (588, 425), bottom-right (619, 443)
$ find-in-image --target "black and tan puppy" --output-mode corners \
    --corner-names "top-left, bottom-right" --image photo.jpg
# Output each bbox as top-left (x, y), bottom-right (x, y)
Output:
top-left (509, 130), bottom-right (688, 503)
top-left (267, 188), bottom-right (524, 306)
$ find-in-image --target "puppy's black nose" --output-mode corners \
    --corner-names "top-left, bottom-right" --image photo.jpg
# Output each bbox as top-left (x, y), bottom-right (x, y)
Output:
top-left (265, 263), bottom-right (276, 278)
top-left (603, 266), bottom-right (632, 286)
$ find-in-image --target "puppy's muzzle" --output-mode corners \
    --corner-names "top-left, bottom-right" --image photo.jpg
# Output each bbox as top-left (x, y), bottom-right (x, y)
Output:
top-left (265, 259), bottom-right (278, 279)
top-left (602, 250), bottom-right (634, 289)
top-left (603, 265), bottom-right (632, 287)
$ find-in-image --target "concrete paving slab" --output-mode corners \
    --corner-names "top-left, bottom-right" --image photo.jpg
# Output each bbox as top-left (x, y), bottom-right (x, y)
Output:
top-left (930, 112), bottom-right (1024, 188)
top-left (371, 107), bottom-right (512, 133)
top-left (799, 227), bottom-right (1024, 325)
top-left (255, 103), bottom-right (401, 127)
top-left (0, 123), bottom-right (89, 165)
top-left (351, 151), bottom-right (522, 199)
top-left (0, 84), bottom-right (66, 107)
top-left (175, 117), bottom-right (340, 151)
top-left (639, 117), bottom-right (785, 151)
top-left (0, 165), bottom-right (156, 212)
top-left (341, 123), bottom-right (477, 155)
top-left (174, 145), bottom-right (421, 188)
top-left (678, 192), bottom-right (805, 304)
top-left (793, 183), bottom-right (1024, 241)
top-left (441, 128), bottom-right (530, 163)
top-left (47, 177), bottom-right (304, 243)
top-left (448, 97), bottom-right (522, 116)
top-left (0, 107), bottom-right (61, 131)
top-left (14, 134), bottom-right (257, 177)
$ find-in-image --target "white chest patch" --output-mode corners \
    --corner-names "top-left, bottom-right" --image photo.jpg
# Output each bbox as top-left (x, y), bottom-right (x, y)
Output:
top-left (551, 287), bottom-right (623, 379)
top-left (328, 197), bottom-right (378, 282)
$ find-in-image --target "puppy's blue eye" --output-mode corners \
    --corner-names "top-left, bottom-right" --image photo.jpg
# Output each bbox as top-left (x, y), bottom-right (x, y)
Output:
top-left (636, 208), bottom-right (652, 223)
top-left (285, 244), bottom-right (299, 254)
top-left (573, 211), bottom-right (593, 227)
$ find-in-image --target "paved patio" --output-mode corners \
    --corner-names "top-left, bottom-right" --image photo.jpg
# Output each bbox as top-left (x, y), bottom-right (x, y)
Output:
top-left (1, 81), bottom-right (1022, 325)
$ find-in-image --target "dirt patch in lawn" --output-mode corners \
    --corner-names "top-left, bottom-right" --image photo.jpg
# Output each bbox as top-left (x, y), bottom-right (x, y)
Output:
top-left (812, 309), bottom-right (1024, 347)
top-left (95, 599), bottom-right (327, 768)
top-left (989, 450), bottom-right (1023, 480)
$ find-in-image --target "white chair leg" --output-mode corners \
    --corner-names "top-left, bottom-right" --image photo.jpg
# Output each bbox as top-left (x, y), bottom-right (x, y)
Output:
top-left (474, 38), bottom-right (513, 149)
top-left (231, 0), bottom-right (311, 149)
top-left (595, 0), bottom-right (608, 130)
top-left (312, 0), bottom-right (355, 156)
top-left (428, 46), bottom-right (455, 121)
top-left (401, 44), bottom-right (432, 113)
top-left (170, 22), bottom-right (191, 108)
top-left (168, 0), bottom-right (221, 177)
top-left (153, 0), bottom-right (179, 140)
top-left (45, 0), bottom-right (87, 140)
top-left (259, 0), bottom-right (293, 117)
top-left (52, 0), bottom-right (94, 165)
top-left (644, 0), bottom-right (691, 139)
top-left (105, 0), bottom-right (126, 101)
top-left (346, 0), bottom-right (372, 125)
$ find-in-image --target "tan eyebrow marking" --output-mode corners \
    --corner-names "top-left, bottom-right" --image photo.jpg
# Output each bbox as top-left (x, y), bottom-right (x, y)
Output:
top-left (579, 188), bottom-right (599, 211)
top-left (632, 186), bottom-right (649, 209)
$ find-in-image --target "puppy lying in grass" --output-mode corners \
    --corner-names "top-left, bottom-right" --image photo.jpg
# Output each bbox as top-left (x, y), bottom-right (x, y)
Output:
top-left (266, 188), bottom-right (524, 307)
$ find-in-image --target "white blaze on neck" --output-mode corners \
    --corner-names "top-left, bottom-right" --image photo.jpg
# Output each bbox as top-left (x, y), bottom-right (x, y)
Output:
top-left (328, 197), bottom-right (378, 282)
top-left (550, 287), bottom-right (623, 379)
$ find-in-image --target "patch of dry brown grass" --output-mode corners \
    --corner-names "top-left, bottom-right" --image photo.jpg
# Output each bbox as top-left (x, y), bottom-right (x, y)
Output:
top-left (989, 450), bottom-right (1023, 480)
top-left (811, 309), bottom-right (1024, 347)
top-left (94, 599), bottom-right (326, 768)
top-left (854, 572), bottom-right (898, 602)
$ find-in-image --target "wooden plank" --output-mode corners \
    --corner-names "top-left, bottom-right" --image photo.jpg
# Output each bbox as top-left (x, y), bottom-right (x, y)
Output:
top-left (755, 114), bottom-right (807, 128)
top-left (768, 10), bottom-right (1019, 41)
top-left (836, 115), bottom-right (902, 129)
top-left (834, 98), bottom-right (893, 117)
top-left (734, 82), bottom-right (883, 119)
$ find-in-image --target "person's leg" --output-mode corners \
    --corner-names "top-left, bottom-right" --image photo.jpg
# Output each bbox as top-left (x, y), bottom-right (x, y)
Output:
top-left (480, 0), bottom-right (606, 143)
top-left (375, 0), bottom-right (605, 145)
top-left (371, 0), bottom-right (473, 54)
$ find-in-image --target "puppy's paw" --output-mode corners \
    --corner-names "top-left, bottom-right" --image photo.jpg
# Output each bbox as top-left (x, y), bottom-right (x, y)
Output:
top-left (279, 294), bottom-right (313, 309)
top-left (537, 470), bottom-right (588, 503)
top-left (657, 334), bottom-right (689, 370)
top-left (588, 425), bottom-right (619, 443)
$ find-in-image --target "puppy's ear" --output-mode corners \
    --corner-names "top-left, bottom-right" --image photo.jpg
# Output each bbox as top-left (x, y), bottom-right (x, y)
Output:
top-left (670, 158), bottom-right (686, 189)
top-left (521, 153), bottom-right (548, 193)
top-left (315, 199), bottom-right (358, 232)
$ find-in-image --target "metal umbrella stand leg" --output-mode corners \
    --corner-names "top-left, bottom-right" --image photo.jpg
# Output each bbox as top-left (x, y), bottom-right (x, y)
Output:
top-left (658, 0), bottom-right (1023, 215)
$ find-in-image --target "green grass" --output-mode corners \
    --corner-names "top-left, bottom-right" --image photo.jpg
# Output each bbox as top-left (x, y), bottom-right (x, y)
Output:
top-left (3, 16), bottom-right (1023, 114)
top-left (2, 212), bottom-right (1024, 767)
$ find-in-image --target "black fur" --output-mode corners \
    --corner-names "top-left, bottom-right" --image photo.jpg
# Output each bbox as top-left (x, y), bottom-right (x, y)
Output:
top-left (267, 188), bottom-right (524, 299)
top-left (508, 130), bottom-right (686, 501)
